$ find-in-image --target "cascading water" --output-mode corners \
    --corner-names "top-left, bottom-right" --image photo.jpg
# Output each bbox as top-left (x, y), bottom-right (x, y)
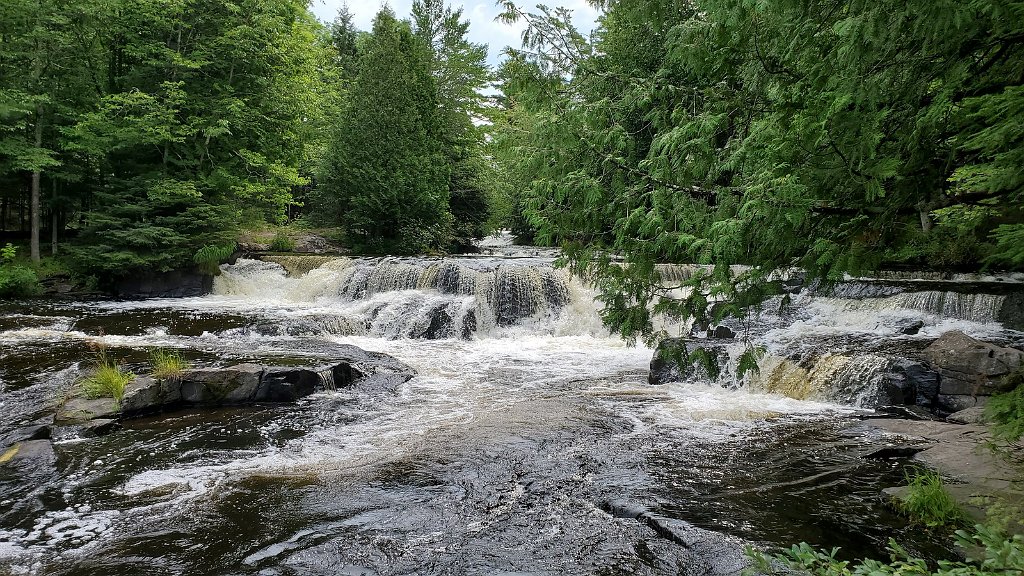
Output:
top-left (0, 251), bottom-right (1021, 575)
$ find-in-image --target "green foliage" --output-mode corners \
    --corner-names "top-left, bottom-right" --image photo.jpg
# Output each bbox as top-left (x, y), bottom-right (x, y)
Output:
top-left (985, 369), bottom-right (1024, 442)
top-left (315, 8), bottom-right (453, 254)
top-left (193, 243), bottom-right (237, 275)
top-left (900, 470), bottom-right (967, 528)
top-left (0, 244), bottom-right (41, 297)
top-left (493, 0), bottom-right (1024, 343)
top-left (149, 349), bottom-right (189, 380)
top-left (2, 0), bottom-right (328, 282)
top-left (269, 232), bottom-right (296, 252)
top-left (1, 244), bottom-right (15, 264)
top-left (0, 265), bottom-right (42, 298)
top-left (744, 524), bottom-right (1024, 576)
top-left (81, 362), bottom-right (134, 408)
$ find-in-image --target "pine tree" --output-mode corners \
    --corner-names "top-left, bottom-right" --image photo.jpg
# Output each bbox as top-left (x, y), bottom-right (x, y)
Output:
top-left (316, 8), bottom-right (451, 254)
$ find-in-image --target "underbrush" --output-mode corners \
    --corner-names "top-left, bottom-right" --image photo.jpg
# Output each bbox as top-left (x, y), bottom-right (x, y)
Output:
top-left (0, 243), bottom-right (41, 297)
top-left (744, 525), bottom-right (1024, 576)
top-left (985, 369), bottom-right (1024, 443)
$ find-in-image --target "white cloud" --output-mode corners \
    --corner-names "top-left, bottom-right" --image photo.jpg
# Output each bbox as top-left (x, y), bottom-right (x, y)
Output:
top-left (307, 0), bottom-right (601, 66)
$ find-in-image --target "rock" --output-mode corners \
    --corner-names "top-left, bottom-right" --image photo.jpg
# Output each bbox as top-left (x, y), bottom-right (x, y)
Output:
top-left (937, 394), bottom-right (988, 413)
top-left (10, 423), bottom-right (52, 442)
top-left (946, 406), bottom-right (988, 425)
top-left (998, 292), bottom-right (1024, 332)
top-left (120, 377), bottom-right (183, 416)
top-left (114, 268), bottom-right (214, 298)
top-left (238, 241), bottom-right (271, 252)
top-left (923, 331), bottom-right (1024, 396)
top-left (256, 366), bottom-right (318, 402)
top-left (896, 360), bottom-right (940, 407)
top-left (0, 440), bottom-right (55, 471)
top-left (897, 319), bottom-right (925, 335)
top-left (707, 325), bottom-right (735, 339)
top-left (874, 405), bottom-right (935, 420)
top-left (864, 445), bottom-right (927, 459)
top-left (649, 338), bottom-right (689, 385)
top-left (81, 419), bottom-right (121, 437)
top-left (56, 396), bottom-right (118, 424)
top-left (180, 363), bottom-right (264, 404)
top-left (293, 234), bottom-right (332, 254)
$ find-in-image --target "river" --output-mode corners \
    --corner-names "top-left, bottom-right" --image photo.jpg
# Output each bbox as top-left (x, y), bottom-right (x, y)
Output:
top-left (2, 243), bottom-right (1021, 575)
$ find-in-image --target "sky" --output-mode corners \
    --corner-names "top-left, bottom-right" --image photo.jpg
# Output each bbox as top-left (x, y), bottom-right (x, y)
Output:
top-left (307, 0), bottom-right (601, 67)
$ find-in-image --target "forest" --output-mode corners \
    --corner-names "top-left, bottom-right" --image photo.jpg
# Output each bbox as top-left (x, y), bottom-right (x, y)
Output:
top-left (1, 0), bottom-right (1023, 339)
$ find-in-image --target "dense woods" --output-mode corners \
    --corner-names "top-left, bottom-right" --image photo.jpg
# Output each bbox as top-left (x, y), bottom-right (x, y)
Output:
top-left (1, 0), bottom-right (1022, 334)
top-left (491, 0), bottom-right (1024, 342)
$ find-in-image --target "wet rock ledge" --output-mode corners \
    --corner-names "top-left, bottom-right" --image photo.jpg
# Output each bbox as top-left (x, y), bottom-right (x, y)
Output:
top-left (53, 344), bottom-right (415, 435)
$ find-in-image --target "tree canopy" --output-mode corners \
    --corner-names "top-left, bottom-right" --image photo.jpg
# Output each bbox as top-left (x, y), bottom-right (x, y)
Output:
top-left (492, 0), bottom-right (1024, 343)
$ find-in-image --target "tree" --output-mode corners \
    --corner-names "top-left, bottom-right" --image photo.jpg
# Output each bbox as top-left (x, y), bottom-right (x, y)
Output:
top-left (494, 0), bottom-right (1024, 343)
top-left (61, 0), bottom-right (322, 280)
top-left (315, 8), bottom-right (451, 254)
top-left (412, 0), bottom-right (493, 240)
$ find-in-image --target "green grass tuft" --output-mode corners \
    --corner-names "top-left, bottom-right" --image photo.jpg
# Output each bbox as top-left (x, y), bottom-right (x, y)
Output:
top-left (899, 469), bottom-right (966, 528)
top-left (270, 231), bottom-right (296, 252)
top-left (81, 362), bottom-right (135, 407)
top-left (150, 349), bottom-right (189, 380)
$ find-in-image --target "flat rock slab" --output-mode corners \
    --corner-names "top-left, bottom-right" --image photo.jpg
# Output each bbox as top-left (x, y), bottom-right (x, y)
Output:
top-left (0, 440), bottom-right (56, 473)
top-left (870, 418), bottom-right (1024, 527)
top-left (56, 396), bottom-right (118, 424)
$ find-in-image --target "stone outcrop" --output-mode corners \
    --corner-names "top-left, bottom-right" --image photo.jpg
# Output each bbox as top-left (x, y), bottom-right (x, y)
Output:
top-left (55, 345), bottom-right (416, 436)
top-left (114, 268), bottom-right (214, 298)
top-left (922, 330), bottom-right (1023, 398)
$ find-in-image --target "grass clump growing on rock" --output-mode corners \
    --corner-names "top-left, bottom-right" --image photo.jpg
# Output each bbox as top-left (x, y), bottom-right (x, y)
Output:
top-left (150, 349), bottom-right (189, 380)
top-left (81, 362), bottom-right (135, 407)
top-left (985, 369), bottom-right (1024, 443)
top-left (900, 470), bottom-right (967, 528)
top-left (270, 231), bottom-right (295, 252)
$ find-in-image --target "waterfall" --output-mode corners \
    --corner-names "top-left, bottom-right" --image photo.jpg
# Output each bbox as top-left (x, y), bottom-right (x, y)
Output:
top-left (212, 256), bottom-right (583, 340)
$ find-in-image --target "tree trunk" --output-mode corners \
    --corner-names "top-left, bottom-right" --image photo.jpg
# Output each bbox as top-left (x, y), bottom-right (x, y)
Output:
top-left (30, 110), bottom-right (42, 261)
top-left (51, 180), bottom-right (58, 255)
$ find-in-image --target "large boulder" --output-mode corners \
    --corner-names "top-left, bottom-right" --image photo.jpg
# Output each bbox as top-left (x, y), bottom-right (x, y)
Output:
top-left (649, 338), bottom-right (689, 385)
top-left (895, 360), bottom-right (940, 407)
top-left (922, 331), bottom-right (1024, 396)
top-left (255, 366), bottom-right (319, 402)
top-left (120, 376), bottom-right (184, 416)
top-left (998, 292), bottom-right (1024, 332)
top-left (180, 363), bottom-right (264, 404)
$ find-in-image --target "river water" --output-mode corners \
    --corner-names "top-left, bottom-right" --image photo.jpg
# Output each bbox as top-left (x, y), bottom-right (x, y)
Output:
top-left (1, 246), bottom-right (1021, 575)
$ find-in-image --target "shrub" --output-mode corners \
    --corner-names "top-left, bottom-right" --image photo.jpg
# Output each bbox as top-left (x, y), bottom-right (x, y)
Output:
top-left (899, 469), bottom-right (967, 528)
top-left (0, 265), bottom-right (42, 298)
top-left (270, 231), bottom-right (295, 252)
top-left (985, 369), bottom-right (1024, 443)
top-left (193, 242), bottom-right (237, 275)
top-left (744, 524), bottom-right (1024, 576)
top-left (81, 362), bottom-right (134, 408)
top-left (0, 244), bottom-right (42, 298)
top-left (150, 349), bottom-right (189, 380)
